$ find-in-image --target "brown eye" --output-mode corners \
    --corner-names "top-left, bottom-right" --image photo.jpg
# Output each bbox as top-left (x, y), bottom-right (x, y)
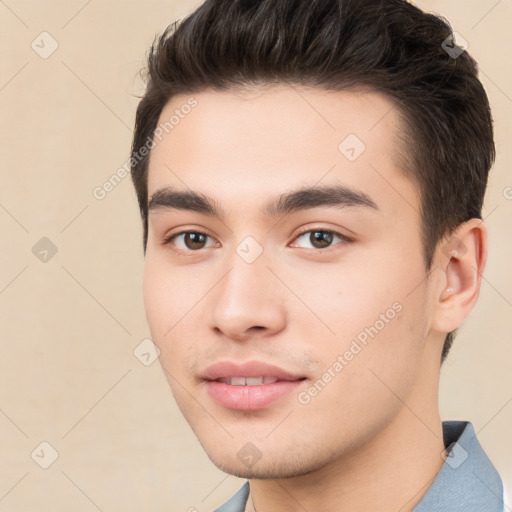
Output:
top-left (309, 231), bottom-right (333, 249)
top-left (292, 229), bottom-right (352, 250)
top-left (165, 231), bottom-right (215, 251)
top-left (183, 232), bottom-right (208, 250)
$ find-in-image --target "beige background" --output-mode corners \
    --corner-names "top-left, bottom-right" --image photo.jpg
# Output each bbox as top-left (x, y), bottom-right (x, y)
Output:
top-left (0, 0), bottom-right (511, 510)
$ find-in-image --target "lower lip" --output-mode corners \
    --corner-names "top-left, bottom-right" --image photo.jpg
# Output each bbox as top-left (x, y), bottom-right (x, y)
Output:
top-left (205, 380), bottom-right (305, 411)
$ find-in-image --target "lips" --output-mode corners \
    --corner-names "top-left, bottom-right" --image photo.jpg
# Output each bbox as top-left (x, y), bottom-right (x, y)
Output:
top-left (217, 376), bottom-right (279, 385)
top-left (201, 360), bottom-right (305, 382)
top-left (202, 360), bottom-right (307, 411)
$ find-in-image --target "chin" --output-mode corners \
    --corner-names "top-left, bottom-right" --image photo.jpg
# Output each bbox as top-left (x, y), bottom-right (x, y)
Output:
top-left (202, 444), bottom-right (333, 480)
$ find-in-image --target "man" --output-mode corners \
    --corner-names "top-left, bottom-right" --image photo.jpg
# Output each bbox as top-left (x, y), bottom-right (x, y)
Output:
top-left (129, 0), bottom-right (504, 510)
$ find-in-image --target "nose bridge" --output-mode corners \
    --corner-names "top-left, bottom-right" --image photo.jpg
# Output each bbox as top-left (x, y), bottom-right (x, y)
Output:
top-left (209, 239), bottom-right (286, 338)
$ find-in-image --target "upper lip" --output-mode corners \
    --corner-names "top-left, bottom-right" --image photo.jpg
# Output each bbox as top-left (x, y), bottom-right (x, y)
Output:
top-left (202, 361), bottom-right (305, 381)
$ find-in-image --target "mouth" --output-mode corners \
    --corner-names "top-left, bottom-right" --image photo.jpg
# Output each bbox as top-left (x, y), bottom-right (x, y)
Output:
top-left (201, 361), bottom-right (308, 411)
top-left (214, 376), bottom-right (302, 385)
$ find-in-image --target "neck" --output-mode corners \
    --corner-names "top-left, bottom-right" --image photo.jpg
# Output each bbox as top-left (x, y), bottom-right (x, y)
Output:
top-left (246, 347), bottom-right (445, 512)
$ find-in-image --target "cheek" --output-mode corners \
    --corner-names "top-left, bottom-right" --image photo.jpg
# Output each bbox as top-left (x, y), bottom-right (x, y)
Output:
top-left (291, 248), bottom-right (428, 396)
top-left (142, 254), bottom-right (185, 348)
top-left (142, 258), bottom-right (168, 336)
top-left (297, 301), bottom-right (426, 447)
top-left (286, 256), bottom-right (403, 341)
top-left (142, 254), bottom-right (205, 369)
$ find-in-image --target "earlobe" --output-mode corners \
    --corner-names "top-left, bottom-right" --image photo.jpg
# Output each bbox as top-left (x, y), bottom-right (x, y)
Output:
top-left (431, 219), bottom-right (487, 334)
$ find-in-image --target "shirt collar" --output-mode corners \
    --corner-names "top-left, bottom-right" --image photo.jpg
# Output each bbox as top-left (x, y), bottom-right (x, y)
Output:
top-left (413, 420), bottom-right (503, 511)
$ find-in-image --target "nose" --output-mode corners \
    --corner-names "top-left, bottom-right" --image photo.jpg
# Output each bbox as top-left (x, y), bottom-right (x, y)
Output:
top-left (208, 253), bottom-right (287, 342)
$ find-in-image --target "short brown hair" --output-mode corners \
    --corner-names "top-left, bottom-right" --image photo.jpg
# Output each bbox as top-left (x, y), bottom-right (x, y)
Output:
top-left (130, 0), bottom-right (495, 362)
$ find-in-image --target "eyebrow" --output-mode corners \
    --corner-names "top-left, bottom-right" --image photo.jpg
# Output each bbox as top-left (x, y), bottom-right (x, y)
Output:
top-left (147, 184), bottom-right (379, 219)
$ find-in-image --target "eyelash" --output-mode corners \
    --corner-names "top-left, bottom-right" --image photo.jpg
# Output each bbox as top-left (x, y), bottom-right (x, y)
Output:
top-left (163, 227), bottom-right (353, 253)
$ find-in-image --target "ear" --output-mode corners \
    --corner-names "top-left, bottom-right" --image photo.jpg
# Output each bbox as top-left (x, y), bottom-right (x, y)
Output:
top-left (430, 218), bottom-right (488, 335)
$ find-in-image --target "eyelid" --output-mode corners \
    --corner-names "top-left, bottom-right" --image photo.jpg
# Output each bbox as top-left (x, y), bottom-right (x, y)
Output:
top-left (163, 229), bottom-right (218, 249)
top-left (163, 225), bottom-right (354, 252)
top-left (292, 225), bottom-right (354, 243)
top-left (288, 226), bottom-right (354, 251)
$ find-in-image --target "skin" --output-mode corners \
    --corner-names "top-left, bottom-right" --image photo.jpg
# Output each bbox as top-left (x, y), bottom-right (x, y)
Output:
top-left (143, 85), bottom-right (487, 512)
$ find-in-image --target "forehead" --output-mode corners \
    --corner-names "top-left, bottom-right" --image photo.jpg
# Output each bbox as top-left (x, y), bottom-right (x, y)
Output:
top-left (146, 85), bottom-right (419, 220)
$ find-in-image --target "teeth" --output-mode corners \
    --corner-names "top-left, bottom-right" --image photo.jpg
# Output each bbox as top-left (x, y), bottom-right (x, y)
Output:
top-left (245, 377), bottom-right (263, 385)
top-left (218, 377), bottom-right (280, 386)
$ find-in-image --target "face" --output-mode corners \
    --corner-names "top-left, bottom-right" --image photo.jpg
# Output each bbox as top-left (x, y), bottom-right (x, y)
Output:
top-left (143, 85), bottom-right (439, 478)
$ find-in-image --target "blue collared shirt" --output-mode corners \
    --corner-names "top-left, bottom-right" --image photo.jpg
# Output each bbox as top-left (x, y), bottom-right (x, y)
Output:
top-left (213, 421), bottom-right (504, 511)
